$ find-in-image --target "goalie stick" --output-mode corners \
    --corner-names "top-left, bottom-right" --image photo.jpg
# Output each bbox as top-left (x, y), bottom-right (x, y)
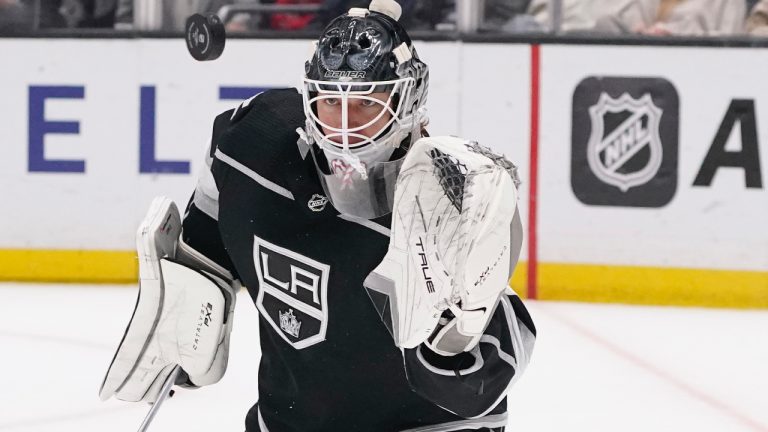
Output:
top-left (136, 365), bottom-right (181, 432)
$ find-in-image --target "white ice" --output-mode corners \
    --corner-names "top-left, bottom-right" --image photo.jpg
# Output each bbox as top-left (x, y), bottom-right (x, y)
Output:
top-left (1, 283), bottom-right (766, 432)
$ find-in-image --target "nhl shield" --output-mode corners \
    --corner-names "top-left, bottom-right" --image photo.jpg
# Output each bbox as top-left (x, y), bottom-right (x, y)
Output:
top-left (572, 76), bottom-right (679, 208)
top-left (253, 235), bottom-right (330, 349)
top-left (587, 93), bottom-right (663, 192)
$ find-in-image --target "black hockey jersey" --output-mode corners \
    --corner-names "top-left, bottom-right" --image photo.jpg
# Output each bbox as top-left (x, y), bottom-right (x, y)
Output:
top-left (180, 88), bottom-right (536, 432)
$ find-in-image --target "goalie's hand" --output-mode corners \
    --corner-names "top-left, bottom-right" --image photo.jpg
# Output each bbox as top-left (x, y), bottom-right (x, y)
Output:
top-left (99, 197), bottom-right (237, 403)
top-left (364, 137), bottom-right (519, 355)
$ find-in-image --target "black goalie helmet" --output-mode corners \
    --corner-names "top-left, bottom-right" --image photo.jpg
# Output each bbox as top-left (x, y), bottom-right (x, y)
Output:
top-left (300, 0), bottom-right (430, 219)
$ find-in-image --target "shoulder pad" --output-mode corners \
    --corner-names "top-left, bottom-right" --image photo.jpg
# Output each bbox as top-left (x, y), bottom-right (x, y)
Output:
top-left (229, 92), bottom-right (263, 124)
top-left (209, 89), bottom-right (297, 158)
top-left (227, 88), bottom-right (303, 125)
top-left (210, 108), bottom-right (235, 159)
top-left (210, 88), bottom-right (313, 204)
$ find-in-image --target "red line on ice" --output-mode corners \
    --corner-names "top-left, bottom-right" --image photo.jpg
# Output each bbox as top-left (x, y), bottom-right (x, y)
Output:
top-left (540, 306), bottom-right (768, 432)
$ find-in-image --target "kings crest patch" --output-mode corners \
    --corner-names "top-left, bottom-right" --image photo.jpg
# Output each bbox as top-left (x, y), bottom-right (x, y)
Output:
top-left (254, 235), bottom-right (330, 349)
top-left (572, 76), bottom-right (679, 208)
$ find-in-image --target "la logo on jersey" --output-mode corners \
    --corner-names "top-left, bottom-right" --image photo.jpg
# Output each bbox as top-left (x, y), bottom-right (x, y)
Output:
top-left (254, 235), bottom-right (330, 349)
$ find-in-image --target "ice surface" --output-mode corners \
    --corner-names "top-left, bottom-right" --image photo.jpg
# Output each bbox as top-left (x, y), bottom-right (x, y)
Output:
top-left (1, 284), bottom-right (766, 432)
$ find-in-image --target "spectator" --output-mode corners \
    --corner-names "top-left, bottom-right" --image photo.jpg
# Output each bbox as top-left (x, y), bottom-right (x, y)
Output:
top-left (114, 0), bottom-right (255, 32)
top-left (528, 0), bottom-right (746, 36)
top-left (162, 0), bottom-right (235, 31)
top-left (16, 0), bottom-right (68, 28)
top-left (270, 0), bottom-right (322, 31)
top-left (527, 0), bottom-right (617, 32)
top-left (746, 0), bottom-right (768, 35)
top-left (317, 0), bottom-right (370, 26)
top-left (59, 0), bottom-right (118, 28)
top-left (594, 0), bottom-right (746, 36)
top-left (404, 0), bottom-right (454, 31)
top-left (316, 0), bottom-right (420, 29)
top-left (0, 0), bottom-right (33, 31)
top-left (483, 0), bottom-right (542, 32)
top-left (114, 0), bottom-right (131, 28)
top-left (111, 0), bottom-right (448, 33)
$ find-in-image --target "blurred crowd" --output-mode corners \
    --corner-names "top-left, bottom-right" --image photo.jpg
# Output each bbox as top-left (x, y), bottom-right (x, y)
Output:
top-left (1, 0), bottom-right (768, 36)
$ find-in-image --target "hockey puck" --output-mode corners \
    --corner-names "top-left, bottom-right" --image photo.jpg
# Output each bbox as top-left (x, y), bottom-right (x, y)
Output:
top-left (185, 13), bottom-right (225, 61)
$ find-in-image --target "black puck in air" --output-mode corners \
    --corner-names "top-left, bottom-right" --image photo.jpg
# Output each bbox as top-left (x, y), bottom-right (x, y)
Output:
top-left (185, 13), bottom-right (225, 61)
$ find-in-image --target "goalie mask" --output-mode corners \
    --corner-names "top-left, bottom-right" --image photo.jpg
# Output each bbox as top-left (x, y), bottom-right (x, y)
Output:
top-left (300, 0), bottom-right (429, 219)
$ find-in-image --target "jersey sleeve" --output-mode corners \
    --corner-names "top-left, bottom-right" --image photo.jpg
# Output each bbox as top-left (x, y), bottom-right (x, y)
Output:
top-left (402, 292), bottom-right (536, 419)
top-left (176, 107), bottom-right (241, 283)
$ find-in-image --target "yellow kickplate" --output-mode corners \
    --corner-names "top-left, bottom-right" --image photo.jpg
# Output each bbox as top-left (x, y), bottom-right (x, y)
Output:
top-left (537, 262), bottom-right (768, 309)
top-left (0, 249), bottom-right (137, 284)
top-left (2, 250), bottom-right (766, 309)
top-left (509, 262), bottom-right (528, 299)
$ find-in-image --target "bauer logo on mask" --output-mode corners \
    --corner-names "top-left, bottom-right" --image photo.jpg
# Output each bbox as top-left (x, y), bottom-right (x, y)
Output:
top-left (254, 235), bottom-right (330, 349)
top-left (572, 76), bottom-right (679, 208)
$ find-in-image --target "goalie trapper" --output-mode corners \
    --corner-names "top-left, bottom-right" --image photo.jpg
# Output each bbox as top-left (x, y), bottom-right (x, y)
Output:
top-left (364, 136), bottom-right (520, 356)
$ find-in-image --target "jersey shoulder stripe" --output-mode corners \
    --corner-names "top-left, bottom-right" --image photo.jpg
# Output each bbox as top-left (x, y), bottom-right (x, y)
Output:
top-left (212, 88), bottom-right (321, 204)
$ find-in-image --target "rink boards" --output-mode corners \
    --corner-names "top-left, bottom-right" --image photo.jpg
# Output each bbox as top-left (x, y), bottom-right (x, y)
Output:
top-left (0, 39), bottom-right (765, 307)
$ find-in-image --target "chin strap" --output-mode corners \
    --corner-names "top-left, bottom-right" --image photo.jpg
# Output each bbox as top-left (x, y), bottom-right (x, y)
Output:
top-left (341, 152), bottom-right (369, 179)
top-left (296, 127), bottom-right (312, 160)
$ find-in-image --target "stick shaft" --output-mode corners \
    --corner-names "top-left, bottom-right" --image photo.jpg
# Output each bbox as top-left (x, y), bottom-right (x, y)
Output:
top-left (137, 365), bottom-right (181, 432)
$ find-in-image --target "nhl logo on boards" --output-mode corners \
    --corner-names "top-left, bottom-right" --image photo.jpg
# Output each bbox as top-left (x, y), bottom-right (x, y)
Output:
top-left (572, 76), bottom-right (679, 208)
top-left (254, 235), bottom-right (330, 349)
top-left (308, 194), bottom-right (329, 212)
top-left (587, 93), bottom-right (662, 192)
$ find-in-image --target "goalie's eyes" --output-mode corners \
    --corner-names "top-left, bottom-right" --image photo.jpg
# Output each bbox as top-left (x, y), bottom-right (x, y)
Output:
top-left (322, 98), bottom-right (380, 108)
